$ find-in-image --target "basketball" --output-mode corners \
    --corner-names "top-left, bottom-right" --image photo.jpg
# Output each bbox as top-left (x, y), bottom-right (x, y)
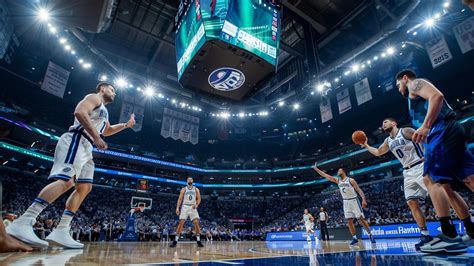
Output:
top-left (352, 130), bottom-right (367, 145)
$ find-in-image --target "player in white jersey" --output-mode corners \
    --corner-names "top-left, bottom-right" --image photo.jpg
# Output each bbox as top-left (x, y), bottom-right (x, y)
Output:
top-left (7, 82), bottom-right (135, 249)
top-left (362, 118), bottom-right (432, 250)
top-left (301, 209), bottom-right (317, 241)
top-left (313, 163), bottom-right (376, 245)
top-left (170, 177), bottom-right (204, 247)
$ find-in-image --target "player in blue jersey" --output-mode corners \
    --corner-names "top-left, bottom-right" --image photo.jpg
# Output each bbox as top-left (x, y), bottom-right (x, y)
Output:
top-left (395, 69), bottom-right (474, 253)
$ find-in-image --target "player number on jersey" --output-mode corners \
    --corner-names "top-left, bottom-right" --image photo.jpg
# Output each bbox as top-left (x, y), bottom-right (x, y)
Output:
top-left (396, 149), bottom-right (404, 158)
top-left (189, 195), bottom-right (193, 201)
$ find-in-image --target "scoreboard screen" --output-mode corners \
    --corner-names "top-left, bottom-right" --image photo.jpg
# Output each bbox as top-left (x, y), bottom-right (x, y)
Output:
top-left (175, 0), bottom-right (280, 79)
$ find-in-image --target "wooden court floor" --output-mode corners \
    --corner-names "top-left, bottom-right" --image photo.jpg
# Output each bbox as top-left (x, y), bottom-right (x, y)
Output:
top-left (1, 239), bottom-right (473, 265)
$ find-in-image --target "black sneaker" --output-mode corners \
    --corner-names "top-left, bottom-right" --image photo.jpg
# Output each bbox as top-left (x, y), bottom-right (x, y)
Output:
top-left (415, 235), bottom-right (433, 251)
top-left (350, 238), bottom-right (359, 245)
top-left (197, 241), bottom-right (204, 247)
top-left (169, 241), bottom-right (177, 248)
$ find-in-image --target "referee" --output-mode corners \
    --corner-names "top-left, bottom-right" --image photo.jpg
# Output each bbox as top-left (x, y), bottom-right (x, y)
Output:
top-left (319, 207), bottom-right (330, 241)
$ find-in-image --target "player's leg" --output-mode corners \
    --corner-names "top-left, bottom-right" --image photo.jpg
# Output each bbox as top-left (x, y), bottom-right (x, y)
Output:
top-left (6, 134), bottom-right (77, 248)
top-left (358, 217), bottom-right (375, 244)
top-left (192, 219), bottom-right (204, 247)
top-left (347, 218), bottom-right (358, 245)
top-left (464, 175), bottom-right (474, 191)
top-left (170, 220), bottom-right (186, 247)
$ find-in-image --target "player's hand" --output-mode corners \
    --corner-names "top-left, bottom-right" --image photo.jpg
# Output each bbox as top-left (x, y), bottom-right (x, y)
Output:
top-left (176, 209), bottom-right (180, 215)
top-left (362, 200), bottom-right (367, 208)
top-left (412, 126), bottom-right (430, 144)
top-left (125, 113), bottom-right (136, 128)
top-left (192, 204), bottom-right (197, 209)
top-left (94, 136), bottom-right (108, 150)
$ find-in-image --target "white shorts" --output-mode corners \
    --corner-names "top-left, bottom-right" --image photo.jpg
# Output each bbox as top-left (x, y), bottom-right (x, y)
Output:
top-left (343, 198), bottom-right (364, 219)
top-left (305, 223), bottom-right (314, 231)
top-left (179, 205), bottom-right (200, 221)
top-left (403, 163), bottom-right (428, 201)
top-left (48, 132), bottom-right (94, 184)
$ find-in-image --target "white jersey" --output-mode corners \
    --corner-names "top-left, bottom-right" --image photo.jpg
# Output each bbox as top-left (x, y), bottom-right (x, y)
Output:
top-left (303, 214), bottom-right (312, 225)
top-left (386, 128), bottom-right (423, 168)
top-left (69, 102), bottom-right (109, 136)
top-left (183, 186), bottom-right (197, 205)
top-left (338, 177), bottom-right (357, 199)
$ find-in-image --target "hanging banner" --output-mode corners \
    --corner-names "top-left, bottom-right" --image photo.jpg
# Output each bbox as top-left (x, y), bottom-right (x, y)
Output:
top-left (354, 78), bottom-right (372, 106)
top-left (378, 61), bottom-right (395, 92)
top-left (319, 98), bottom-right (333, 123)
top-left (161, 108), bottom-right (200, 144)
top-left (336, 88), bottom-right (351, 114)
top-left (41, 61), bottom-right (70, 98)
top-left (119, 94), bottom-right (145, 132)
top-left (453, 16), bottom-right (474, 54)
top-left (425, 34), bottom-right (453, 68)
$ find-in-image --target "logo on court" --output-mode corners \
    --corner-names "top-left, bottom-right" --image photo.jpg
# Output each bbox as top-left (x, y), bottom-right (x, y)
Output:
top-left (208, 68), bottom-right (245, 91)
top-left (62, 167), bottom-right (72, 173)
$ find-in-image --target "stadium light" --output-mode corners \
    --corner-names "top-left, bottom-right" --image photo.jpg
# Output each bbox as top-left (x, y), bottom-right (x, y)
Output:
top-left (49, 26), bottom-right (57, 33)
top-left (316, 84), bottom-right (324, 92)
top-left (82, 63), bottom-right (92, 69)
top-left (115, 77), bottom-right (128, 88)
top-left (59, 38), bottom-right (67, 44)
top-left (71, 50), bottom-right (76, 55)
top-left (386, 47), bottom-right (395, 55)
top-left (425, 18), bottom-right (435, 27)
top-left (351, 64), bottom-right (360, 72)
top-left (443, 2), bottom-right (450, 8)
top-left (64, 45), bottom-right (71, 51)
top-left (334, 78), bottom-right (340, 83)
top-left (37, 8), bottom-right (50, 22)
top-left (293, 103), bottom-right (300, 110)
top-left (144, 87), bottom-right (155, 97)
top-left (412, 31), bottom-right (418, 36)
top-left (278, 101), bottom-right (285, 107)
top-left (99, 75), bottom-right (107, 81)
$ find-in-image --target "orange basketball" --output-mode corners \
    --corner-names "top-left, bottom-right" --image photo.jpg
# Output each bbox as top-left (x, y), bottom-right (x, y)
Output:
top-left (352, 130), bottom-right (367, 145)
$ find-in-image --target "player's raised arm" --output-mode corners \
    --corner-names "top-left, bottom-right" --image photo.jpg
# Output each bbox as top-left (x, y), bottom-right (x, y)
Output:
top-left (176, 188), bottom-right (185, 215)
top-left (363, 138), bottom-right (389, 157)
top-left (103, 113), bottom-right (136, 137)
top-left (409, 79), bottom-right (444, 143)
top-left (313, 163), bottom-right (339, 184)
top-left (350, 178), bottom-right (367, 208)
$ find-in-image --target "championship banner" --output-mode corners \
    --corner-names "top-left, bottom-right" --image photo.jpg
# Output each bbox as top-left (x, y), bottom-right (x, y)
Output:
top-left (354, 78), bottom-right (372, 106)
top-left (319, 98), bottom-right (333, 123)
top-left (161, 108), bottom-right (200, 144)
top-left (453, 16), bottom-right (474, 54)
top-left (336, 88), bottom-right (351, 114)
top-left (425, 34), bottom-right (452, 68)
top-left (119, 94), bottom-right (144, 132)
top-left (41, 61), bottom-right (70, 98)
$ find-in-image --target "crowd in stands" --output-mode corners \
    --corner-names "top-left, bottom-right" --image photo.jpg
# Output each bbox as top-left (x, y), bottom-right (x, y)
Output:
top-left (2, 168), bottom-right (473, 242)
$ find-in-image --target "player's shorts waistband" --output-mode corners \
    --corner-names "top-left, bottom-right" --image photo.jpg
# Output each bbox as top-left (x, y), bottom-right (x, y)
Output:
top-left (183, 204), bottom-right (194, 206)
top-left (343, 197), bottom-right (358, 200)
top-left (404, 160), bottom-right (423, 170)
top-left (69, 129), bottom-right (94, 145)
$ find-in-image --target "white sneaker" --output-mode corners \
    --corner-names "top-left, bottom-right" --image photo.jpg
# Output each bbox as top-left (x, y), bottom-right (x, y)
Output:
top-left (6, 217), bottom-right (49, 248)
top-left (46, 228), bottom-right (84, 249)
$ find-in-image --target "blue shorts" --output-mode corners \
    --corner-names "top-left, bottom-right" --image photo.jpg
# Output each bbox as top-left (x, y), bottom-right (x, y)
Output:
top-left (423, 119), bottom-right (474, 183)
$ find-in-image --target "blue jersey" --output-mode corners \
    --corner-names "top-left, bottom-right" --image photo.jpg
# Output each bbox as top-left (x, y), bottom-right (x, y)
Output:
top-left (408, 80), bottom-right (455, 128)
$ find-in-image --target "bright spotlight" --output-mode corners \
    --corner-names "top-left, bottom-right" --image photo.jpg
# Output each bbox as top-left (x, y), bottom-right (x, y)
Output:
top-left (238, 112), bottom-right (245, 118)
top-left (38, 8), bottom-right (50, 22)
top-left (344, 70), bottom-right (351, 76)
top-left (171, 99), bottom-right (177, 104)
top-left (59, 38), bottom-right (67, 44)
top-left (144, 87), bottom-right (155, 97)
top-left (99, 75), bottom-right (107, 81)
top-left (82, 63), bottom-right (92, 69)
top-left (261, 112), bottom-right (269, 116)
top-left (381, 52), bottom-right (387, 58)
top-left (412, 31), bottom-right (418, 36)
top-left (351, 64), bottom-right (360, 72)
top-left (293, 103), bottom-right (300, 110)
top-left (386, 47), bottom-right (395, 55)
top-left (334, 78), bottom-right (340, 83)
top-left (316, 84), bottom-right (324, 92)
top-left (366, 60), bottom-right (371, 64)
top-left (78, 59), bottom-right (84, 64)
top-left (435, 13), bottom-right (442, 19)
top-left (71, 50), bottom-right (76, 55)
top-left (402, 44), bottom-right (406, 48)
top-left (443, 2), bottom-right (450, 8)
top-left (64, 45), bottom-right (71, 51)
top-left (278, 101), bottom-right (285, 107)
top-left (373, 56), bottom-right (379, 60)
top-left (158, 93), bottom-right (164, 98)
top-left (115, 77), bottom-right (128, 88)
top-left (49, 26), bottom-right (57, 33)
top-left (425, 18), bottom-right (435, 27)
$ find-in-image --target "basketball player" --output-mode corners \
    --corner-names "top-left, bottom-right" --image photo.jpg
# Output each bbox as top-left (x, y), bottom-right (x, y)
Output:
top-left (362, 118), bottom-right (433, 250)
top-left (301, 209), bottom-right (317, 241)
top-left (313, 164), bottom-right (376, 245)
top-left (170, 177), bottom-right (204, 247)
top-left (396, 69), bottom-right (474, 253)
top-left (7, 82), bottom-right (136, 248)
